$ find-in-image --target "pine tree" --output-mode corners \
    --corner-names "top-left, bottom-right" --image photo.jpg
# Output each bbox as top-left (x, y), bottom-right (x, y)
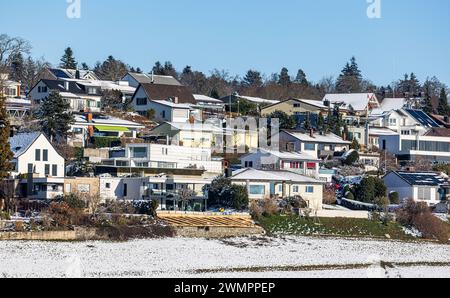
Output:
top-left (278, 67), bottom-right (291, 87)
top-left (37, 91), bottom-right (75, 143)
top-left (422, 83), bottom-right (434, 114)
top-left (10, 52), bottom-right (25, 83)
top-left (336, 56), bottom-right (363, 93)
top-left (81, 62), bottom-right (90, 70)
top-left (0, 96), bottom-right (13, 179)
top-left (242, 70), bottom-right (263, 87)
top-left (295, 69), bottom-right (308, 86)
top-left (437, 88), bottom-right (450, 116)
top-left (60, 47), bottom-right (77, 69)
top-left (317, 112), bottom-right (325, 133)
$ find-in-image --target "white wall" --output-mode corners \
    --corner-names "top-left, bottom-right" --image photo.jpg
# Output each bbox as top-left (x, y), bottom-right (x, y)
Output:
top-left (15, 134), bottom-right (65, 178)
top-left (100, 177), bottom-right (148, 201)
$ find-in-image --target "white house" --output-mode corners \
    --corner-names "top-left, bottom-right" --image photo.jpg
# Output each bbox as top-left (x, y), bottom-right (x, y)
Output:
top-left (131, 82), bottom-right (196, 116)
top-left (379, 128), bottom-right (450, 163)
top-left (143, 100), bottom-right (194, 123)
top-left (28, 79), bottom-right (103, 113)
top-left (230, 168), bottom-right (324, 210)
top-left (279, 130), bottom-right (351, 160)
top-left (193, 94), bottom-right (226, 119)
top-left (99, 143), bottom-right (223, 176)
top-left (383, 171), bottom-right (449, 206)
top-left (240, 149), bottom-right (320, 178)
top-left (9, 133), bottom-right (65, 200)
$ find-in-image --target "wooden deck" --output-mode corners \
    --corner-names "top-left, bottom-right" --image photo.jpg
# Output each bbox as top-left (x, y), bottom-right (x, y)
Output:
top-left (158, 213), bottom-right (256, 228)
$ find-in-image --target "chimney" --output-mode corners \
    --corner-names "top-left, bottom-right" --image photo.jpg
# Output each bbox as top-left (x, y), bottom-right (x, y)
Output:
top-left (64, 81), bottom-right (70, 91)
top-left (309, 128), bottom-right (314, 138)
top-left (75, 70), bottom-right (80, 80)
top-left (174, 97), bottom-right (179, 104)
top-left (151, 71), bottom-right (155, 84)
top-left (444, 116), bottom-right (449, 123)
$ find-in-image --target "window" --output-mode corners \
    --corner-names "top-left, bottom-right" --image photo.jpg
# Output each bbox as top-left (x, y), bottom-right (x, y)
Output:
top-left (105, 183), bottom-right (111, 189)
top-left (304, 143), bottom-right (315, 151)
top-left (52, 165), bottom-right (58, 177)
top-left (389, 118), bottom-right (397, 126)
top-left (278, 185), bottom-right (283, 192)
top-left (305, 186), bottom-right (314, 193)
top-left (162, 148), bottom-right (169, 155)
top-left (162, 111), bottom-right (166, 118)
top-left (131, 147), bottom-right (147, 158)
top-left (43, 150), bottom-right (48, 162)
top-left (244, 161), bottom-right (253, 168)
top-left (136, 98), bottom-right (147, 105)
top-left (417, 187), bottom-right (431, 201)
top-left (35, 149), bottom-right (41, 161)
top-left (307, 162), bottom-right (316, 170)
top-left (45, 165), bottom-right (50, 176)
top-left (123, 184), bottom-right (128, 197)
top-left (249, 185), bottom-right (265, 195)
top-left (28, 164), bottom-right (34, 174)
top-left (293, 103), bottom-right (301, 108)
top-left (293, 186), bottom-right (300, 193)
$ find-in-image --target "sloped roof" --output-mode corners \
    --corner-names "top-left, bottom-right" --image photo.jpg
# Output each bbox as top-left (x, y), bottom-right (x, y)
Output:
top-left (194, 94), bottom-right (224, 104)
top-left (125, 72), bottom-right (181, 86)
top-left (282, 130), bottom-right (351, 145)
top-left (391, 171), bottom-right (448, 186)
top-left (371, 98), bottom-right (406, 115)
top-left (139, 83), bottom-right (196, 104)
top-left (48, 68), bottom-right (99, 80)
top-left (323, 93), bottom-right (380, 111)
top-left (9, 132), bottom-right (41, 158)
top-left (231, 168), bottom-right (324, 183)
top-left (41, 79), bottom-right (87, 95)
top-left (424, 127), bottom-right (450, 137)
top-left (404, 109), bottom-right (440, 128)
top-left (245, 149), bottom-right (320, 162)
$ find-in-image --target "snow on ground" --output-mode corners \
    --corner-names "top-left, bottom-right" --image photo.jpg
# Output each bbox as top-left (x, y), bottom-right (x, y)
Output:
top-left (0, 236), bottom-right (449, 278)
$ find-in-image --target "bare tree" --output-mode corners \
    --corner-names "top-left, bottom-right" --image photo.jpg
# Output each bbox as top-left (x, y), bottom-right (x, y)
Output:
top-left (177, 188), bottom-right (196, 211)
top-left (0, 34), bottom-right (31, 75)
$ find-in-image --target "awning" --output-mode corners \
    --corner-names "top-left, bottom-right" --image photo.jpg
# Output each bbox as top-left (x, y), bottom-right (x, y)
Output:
top-left (95, 125), bottom-right (130, 132)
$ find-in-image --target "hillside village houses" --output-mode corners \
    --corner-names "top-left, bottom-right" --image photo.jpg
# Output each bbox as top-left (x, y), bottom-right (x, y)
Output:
top-left (3, 63), bottom-right (450, 215)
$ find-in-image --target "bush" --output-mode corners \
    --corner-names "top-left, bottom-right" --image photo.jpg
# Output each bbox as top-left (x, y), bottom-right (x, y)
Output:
top-left (104, 200), bottom-right (136, 214)
top-left (389, 192), bottom-right (400, 205)
top-left (93, 137), bottom-right (121, 149)
top-left (0, 211), bottom-right (10, 220)
top-left (345, 192), bottom-right (355, 201)
top-left (230, 185), bottom-right (249, 210)
top-left (133, 200), bottom-right (159, 217)
top-left (262, 198), bottom-right (278, 217)
top-left (354, 177), bottom-right (387, 203)
top-left (207, 176), bottom-right (249, 210)
top-left (56, 194), bottom-right (86, 211)
top-left (396, 199), bottom-right (448, 243)
top-left (323, 187), bottom-right (337, 205)
top-left (48, 202), bottom-right (75, 228)
top-left (344, 151), bottom-right (360, 166)
top-left (250, 200), bottom-right (263, 220)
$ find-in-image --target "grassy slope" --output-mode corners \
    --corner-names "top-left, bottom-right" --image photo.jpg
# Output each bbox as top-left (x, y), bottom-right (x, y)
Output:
top-left (258, 215), bottom-right (413, 240)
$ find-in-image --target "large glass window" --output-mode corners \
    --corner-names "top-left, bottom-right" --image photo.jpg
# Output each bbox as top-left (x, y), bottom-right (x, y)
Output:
top-left (417, 187), bottom-right (431, 201)
top-left (131, 147), bottom-right (147, 158)
top-left (304, 143), bottom-right (316, 151)
top-left (249, 185), bottom-right (265, 195)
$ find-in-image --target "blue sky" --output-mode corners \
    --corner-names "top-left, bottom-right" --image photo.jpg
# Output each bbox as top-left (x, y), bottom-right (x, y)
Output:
top-left (1, 0), bottom-right (450, 87)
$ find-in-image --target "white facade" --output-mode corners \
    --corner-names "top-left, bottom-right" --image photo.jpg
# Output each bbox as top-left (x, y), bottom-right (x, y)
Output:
top-left (379, 134), bottom-right (450, 163)
top-left (240, 150), bottom-right (320, 178)
top-left (9, 133), bottom-right (65, 200)
top-left (104, 143), bottom-right (223, 175)
top-left (383, 172), bottom-right (444, 206)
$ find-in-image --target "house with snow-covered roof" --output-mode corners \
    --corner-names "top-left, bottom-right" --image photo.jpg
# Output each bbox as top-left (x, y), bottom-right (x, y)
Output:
top-left (323, 93), bottom-right (380, 116)
top-left (230, 168), bottom-right (324, 210)
top-left (9, 132), bottom-right (65, 200)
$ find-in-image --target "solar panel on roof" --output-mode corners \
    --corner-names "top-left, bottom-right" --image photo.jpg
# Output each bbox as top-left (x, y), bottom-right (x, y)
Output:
top-left (50, 69), bottom-right (71, 79)
top-left (405, 109), bottom-right (440, 128)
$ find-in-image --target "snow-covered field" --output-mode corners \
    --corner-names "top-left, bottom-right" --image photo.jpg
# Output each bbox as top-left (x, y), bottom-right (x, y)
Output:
top-left (0, 236), bottom-right (449, 278)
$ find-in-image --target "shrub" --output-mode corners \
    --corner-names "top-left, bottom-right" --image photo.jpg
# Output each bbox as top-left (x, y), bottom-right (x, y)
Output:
top-left (104, 200), bottom-right (136, 214)
top-left (344, 151), bottom-right (360, 166)
top-left (396, 199), bottom-right (448, 243)
top-left (389, 192), bottom-right (400, 205)
top-left (0, 211), bottom-right (10, 220)
top-left (323, 188), bottom-right (337, 205)
top-left (56, 194), bottom-right (86, 211)
top-left (48, 202), bottom-right (75, 228)
top-left (207, 176), bottom-right (249, 210)
top-left (354, 177), bottom-right (387, 203)
top-left (230, 185), bottom-right (249, 210)
top-left (262, 198), bottom-right (278, 217)
top-left (345, 192), bottom-right (355, 201)
top-left (133, 200), bottom-right (159, 217)
top-left (93, 137), bottom-right (121, 149)
top-left (15, 221), bottom-right (24, 232)
top-left (250, 200), bottom-right (263, 220)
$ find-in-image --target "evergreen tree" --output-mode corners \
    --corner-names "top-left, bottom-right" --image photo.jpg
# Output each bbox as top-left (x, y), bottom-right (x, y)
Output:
top-left (422, 83), bottom-right (434, 114)
top-left (317, 112), bottom-right (325, 132)
top-left (336, 56), bottom-right (363, 93)
top-left (9, 52), bottom-right (25, 83)
top-left (94, 56), bottom-right (128, 81)
top-left (152, 61), bottom-right (164, 75)
top-left (81, 62), bottom-right (90, 70)
top-left (0, 96), bottom-right (13, 179)
top-left (278, 67), bottom-right (291, 87)
top-left (437, 88), bottom-right (450, 116)
top-left (242, 70), bottom-right (263, 87)
top-left (60, 47), bottom-right (77, 69)
top-left (37, 91), bottom-right (75, 143)
top-left (295, 69), bottom-right (308, 86)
